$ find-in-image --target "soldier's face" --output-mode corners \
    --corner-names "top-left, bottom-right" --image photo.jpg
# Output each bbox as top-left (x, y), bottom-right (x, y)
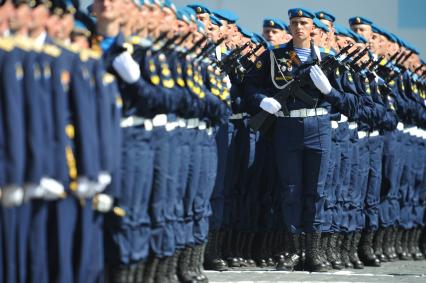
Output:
top-left (350, 24), bottom-right (372, 41)
top-left (46, 14), bottom-right (60, 38)
top-left (369, 32), bottom-right (381, 54)
top-left (206, 23), bottom-right (220, 42)
top-left (58, 13), bottom-right (74, 40)
top-left (262, 27), bottom-right (284, 46)
top-left (30, 5), bottom-right (49, 32)
top-left (289, 17), bottom-right (314, 42)
top-left (9, 4), bottom-right (31, 32)
top-left (197, 13), bottom-right (211, 30)
top-left (93, 0), bottom-right (123, 22)
top-left (310, 27), bottom-right (323, 47)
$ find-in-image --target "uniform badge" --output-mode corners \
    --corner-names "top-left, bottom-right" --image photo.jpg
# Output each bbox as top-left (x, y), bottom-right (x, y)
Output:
top-left (270, 20), bottom-right (275, 26)
top-left (44, 64), bottom-right (51, 79)
top-left (389, 80), bottom-right (395, 86)
top-left (335, 68), bottom-right (340, 77)
top-left (347, 73), bottom-right (354, 83)
top-left (115, 96), bottom-right (123, 108)
top-left (15, 63), bottom-right (24, 80)
top-left (297, 10), bottom-right (303, 16)
top-left (355, 17), bottom-right (361, 24)
top-left (256, 60), bottom-right (262, 69)
top-left (34, 64), bottom-right (41, 79)
top-left (319, 13), bottom-right (324, 19)
top-left (61, 71), bottom-right (70, 86)
top-left (289, 51), bottom-right (301, 66)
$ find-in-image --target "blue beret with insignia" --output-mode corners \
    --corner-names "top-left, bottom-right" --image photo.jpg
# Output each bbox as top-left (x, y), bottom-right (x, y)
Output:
top-left (288, 8), bottom-right (315, 19)
top-left (180, 7), bottom-right (196, 22)
top-left (263, 18), bottom-right (288, 30)
top-left (349, 16), bottom-right (373, 26)
top-left (212, 9), bottom-right (239, 23)
top-left (176, 8), bottom-right (190, 23)
top-left (210, 14), bottom-right (223, 26)
top-left (187, 3), bottom-right (210, 14)
top-left (315, 10), bottom-right (335, 22)
top-left (313, 18), bottom-right (329, 32)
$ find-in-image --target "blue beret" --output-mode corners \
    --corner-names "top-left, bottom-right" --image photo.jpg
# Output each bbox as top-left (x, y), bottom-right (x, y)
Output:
top-left (187, 3), bottom-right (210, 14)
top-left (333, 24), bottom-right (347, 36)
top-left (176, 8), bottom-right (190, 23)
top-left (180, 7), bottom-right (196, 22)
top-left (349, 16), bottom-right (373, 26)
top-left (196, 20), bottom-right (205, 33)
top-left (252, 33), bottom-right (271, 48)
top-left (213, 9), bottom-right (239, 23)
top-left (237, 25), bottom-right (253, 38)
top-left (313, 18), bottom-right (329, 32)
top-left (163, 0), bottom-right (176, 12)
top-left (210, 14), bottom-right (223, 26)
top-left (315, 11), bottom-right (335, 22)
top-left (263, 18), bottom-right (288, 30)
top-left (288, 8), bottom-right (315, 19)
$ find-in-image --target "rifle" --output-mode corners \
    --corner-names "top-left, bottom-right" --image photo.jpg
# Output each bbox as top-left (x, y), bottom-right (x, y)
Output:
top-left (195, 38), bottom-right (226, 60)
top-left (348, 48), bottom-right (369, 71)
top-left (213, 41), bottom-right (251, 69)
top-left (181, 36), bottom-right (208, 58)
top-left (152, 34), bottom-right (180, 55)
top-left (248, 43), bottom-right (356, 133)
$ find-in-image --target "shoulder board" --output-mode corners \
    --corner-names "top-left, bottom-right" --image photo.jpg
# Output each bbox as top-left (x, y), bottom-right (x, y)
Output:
top-left (54, 40), bottom-right (79, 53)
top-left (0, 38), bottom-right (14, 51)
top-left (319, 47), bottom-right (336, 56)
top-left (89, 49), bottom-right (102, 59)
top-left (43, 44), bottom-right (61, 57)
top-left (80, 49), bottom-right (90, 62)
top-left (270, 43), bottom-right (288, 50)
top-left (127, 36), bottom-right (141, 45)
top-left (14, 37), bottom-right (32, 51)
top-left (379, 58), bottom-right (388, 66)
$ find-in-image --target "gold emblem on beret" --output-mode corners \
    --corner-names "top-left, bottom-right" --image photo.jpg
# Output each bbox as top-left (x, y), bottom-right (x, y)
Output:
top-left (297, 10), bottom-right (303, 16)
top-left (356, 17), bottom-right (361, 24)
top-left (196, 7), bottom-right (202, 13)
top-left (319, 13), bottom-right (324, 19)
top-left (270, 20), bottom-right (275, 26)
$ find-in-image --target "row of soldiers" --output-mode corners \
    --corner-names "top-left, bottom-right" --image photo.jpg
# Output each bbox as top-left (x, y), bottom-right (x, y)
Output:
top-left (0, 0), bottom-right (425, 283)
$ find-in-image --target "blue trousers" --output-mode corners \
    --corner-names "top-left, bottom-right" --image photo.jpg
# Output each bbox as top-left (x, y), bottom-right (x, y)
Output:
top-left (399, 133), bottom-right (415, 229)
top-left (356, 135), bottom-right (370, 231)
top-left (273, 115), bottom-right (331, 234)
top-left (29, 200), bottom-right (49, 283)
top-left (106, 126), bottom-right (154, 264)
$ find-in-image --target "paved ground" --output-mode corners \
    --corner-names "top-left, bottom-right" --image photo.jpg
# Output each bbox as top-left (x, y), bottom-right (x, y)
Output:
top-left (206, 260), bottom-right (426, 282)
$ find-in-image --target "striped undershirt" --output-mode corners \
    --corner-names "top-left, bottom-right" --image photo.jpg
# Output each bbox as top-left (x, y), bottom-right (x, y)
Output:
top-left (294, 47), bottom-right (311, 63)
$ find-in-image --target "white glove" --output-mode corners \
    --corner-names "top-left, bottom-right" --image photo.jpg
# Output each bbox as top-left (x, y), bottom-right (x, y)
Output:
top-left (310, 65), bottom-right (332, 95)
top-left (96, 172), bottom-right (111, 193)
top-left (260, 97), bottom-right (281, 114)
top-left (40, 177), bottom-right (66, 200)
top-left (24, 183), bottom-right (45, 201)
top-left (112, 52), bottom-right (141, 83)
top-left (1, 185), bottom-right (24, 207)
top-left (74, 177), bottom-right (92, 199)
top-left (92, 193), bottom-right (113, 213)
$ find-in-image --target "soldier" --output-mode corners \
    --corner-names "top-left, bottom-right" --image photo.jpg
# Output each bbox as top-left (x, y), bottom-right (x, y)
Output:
top-left (262, 18), bottom-right (291, 46)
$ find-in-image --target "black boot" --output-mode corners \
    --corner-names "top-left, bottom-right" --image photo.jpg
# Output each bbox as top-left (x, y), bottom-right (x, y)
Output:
top-left (395, 227), bottom-right (404, 258)
top-left (266, 232), bottom-right (276, 267)
top-left (382, 227), bottom-right (393, 261)
top-left (223, 230), bottom-right (240, 268)
top-left (373, 228), bottom-right (387, 262)
top-left (358, 230), bottom-right (381, 267)
top-left (420, 228), bottom-right (426, 256)
top-left (341, 233), bottom-right (354, 268)
top-left (134, 261), bottom-right (145, 283)
top-left (192, 244), bottom-right (208, 282)
top-left (297, 233), bottom-right (306, 271)
top-left (319, 233), bottom-right (332, 270)
top-left (243, 232), bottom-right (257, 267)
top-left (143, 257), bottom-right (159, 283)
top-left (177, 247), bottom-right (197, 283)
top-left (237, 232), bottom-right (249, 268)
top-left (108, 264), bottom-right (128, 283)
top-left (276, 233), bottom-right (301, 271)
top-left (154, 257), bottom-right (169, 283)
top-left (273, 231), bottom-right (287, 268)
top-left (254, 233), bottom-right (268, 268)
top-left (204, 231), bottom-right (227, 271)
top-left (349, 232), bottom-right (364, 269)
top-left (412, 228), bottom-right (424, 260)
top-left (304, 232), bottom-right (328, 272)
top-left (400, 229), bottom-right (412, 260)
top-left (166, 251), bottom-right (179, 283)
top-left (326, 233), bottom-right (344, 270)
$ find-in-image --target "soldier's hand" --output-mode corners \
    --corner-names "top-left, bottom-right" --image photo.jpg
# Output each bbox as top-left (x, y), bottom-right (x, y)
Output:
top-left (112, 51), bottom-right (141, 83)
top-left (260, 97), bottom-right (281, 114)
top-left (1, 185), bottom-right (24, 207)
top-left (92, 193), bottom-right (113, 213)
top-left (74, 177), bottom-right (92, 199)
top-left (310, 65), bottom-right (332, 95)
top-left (40, 177), bottom-right (66, 200)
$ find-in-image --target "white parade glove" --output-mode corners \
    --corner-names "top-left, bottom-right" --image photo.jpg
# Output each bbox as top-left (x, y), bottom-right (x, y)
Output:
top-left (92, 193), bottom-right (113, 213)
top-left (1, 185), bottom-right (24, 207)
top-left (40, 177), bottom-right (66, 200)
top-left (75, 177), bottom-right (92, 199)
top-left (24, 183), bottom-right (45, 201)
top-left (96, 172), bottom-right (112, 193)
top-left (310, 65), bottom-right (332, 95)
top-left (112, 52), bottom-right (141, 83)
top-left (260, 97), bottom-right (281, 114)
